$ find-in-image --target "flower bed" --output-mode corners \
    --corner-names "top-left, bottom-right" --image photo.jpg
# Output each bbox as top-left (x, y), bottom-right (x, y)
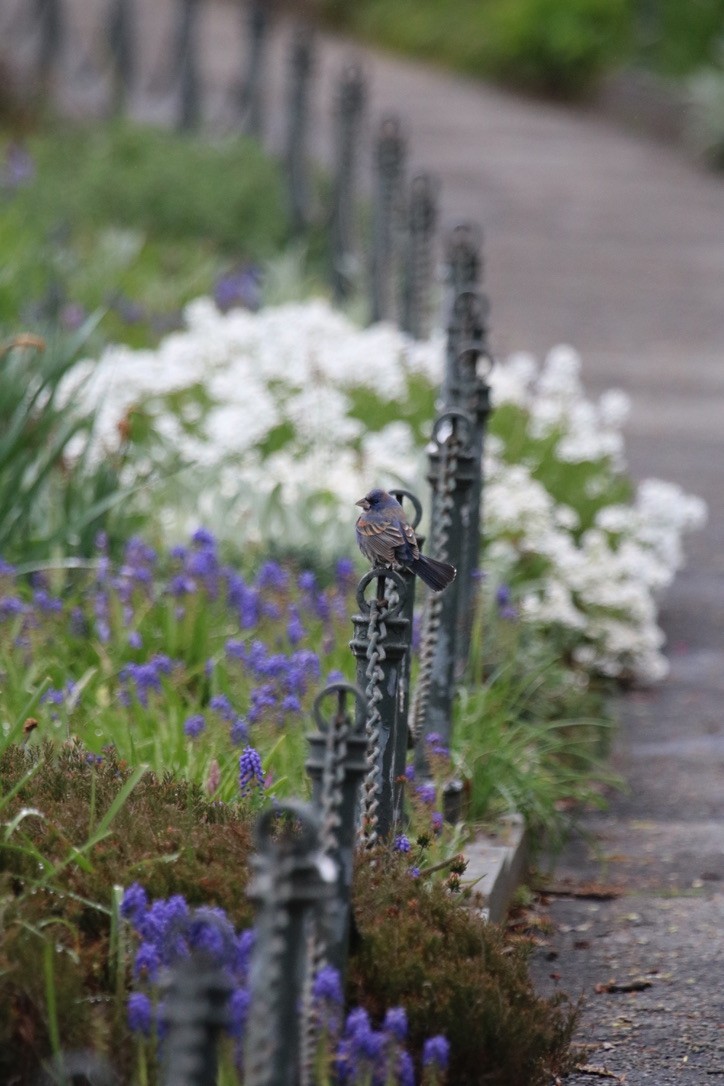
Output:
top-left (62, 297), bottom-right (705, 684)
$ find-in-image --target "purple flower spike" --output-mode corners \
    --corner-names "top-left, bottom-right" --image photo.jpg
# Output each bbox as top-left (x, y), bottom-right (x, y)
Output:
top-left (423, 1035), bottom-right (450, 1071)
top-left (127, 992), bottom-right (152, 1036)
top-left (120, 882), bottom-right (148, 922)
top-left (393, 834), bottom-right (411, 854)
top-left (383, 1006), bottom-right (408, 1042)
top-left (183, 713), bottom-right (205, 739)
top-left (313, 965), bottom-right (343, 1007)
top-left (239, 747), bottom-right (264, 795)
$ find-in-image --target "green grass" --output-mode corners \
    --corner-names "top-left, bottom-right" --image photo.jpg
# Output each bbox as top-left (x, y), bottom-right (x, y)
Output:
top-left (314, 0), bottom-right (724, 97)
top-left (0, 120), bottom-right (289, 343)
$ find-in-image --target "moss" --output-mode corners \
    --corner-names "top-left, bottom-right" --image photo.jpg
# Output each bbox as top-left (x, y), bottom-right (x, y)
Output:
top-left (0, 741), bottom-right (254, 1080)
top-left (349, 850), bottom-right (578, 1086)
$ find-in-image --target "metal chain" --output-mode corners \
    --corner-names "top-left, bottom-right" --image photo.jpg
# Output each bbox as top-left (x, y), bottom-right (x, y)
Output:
top-left (411, 433), bottom-right (460, 739)
top-left (299, 704), bottom-right (352, 1086)
top-left (359, 597), bottom-right (387, 847)
top-left (244, 854), bottom-right (294, 1086)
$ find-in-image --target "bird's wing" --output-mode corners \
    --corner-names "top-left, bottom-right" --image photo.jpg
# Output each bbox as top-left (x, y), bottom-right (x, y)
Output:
top-left (356, 515), bottom-right (419, 564)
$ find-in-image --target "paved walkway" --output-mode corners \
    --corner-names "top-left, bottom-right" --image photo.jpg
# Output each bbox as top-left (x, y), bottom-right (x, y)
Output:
top-left (4, 3), bottom-right (723, 1080)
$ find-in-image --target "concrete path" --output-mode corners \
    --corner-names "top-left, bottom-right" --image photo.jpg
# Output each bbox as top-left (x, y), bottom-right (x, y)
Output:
top-left (4, 3), bottom-right (723, 1080)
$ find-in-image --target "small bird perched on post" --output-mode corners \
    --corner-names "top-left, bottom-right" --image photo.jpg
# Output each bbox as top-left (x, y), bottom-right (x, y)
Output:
top-left (355, 488), bottom-right (456, 592)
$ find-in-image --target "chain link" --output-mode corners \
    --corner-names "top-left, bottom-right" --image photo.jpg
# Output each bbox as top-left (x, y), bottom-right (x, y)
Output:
top-left (359, 597), bottom-right (388, 847)
top-left (411, 431), bottom-right (460, 739)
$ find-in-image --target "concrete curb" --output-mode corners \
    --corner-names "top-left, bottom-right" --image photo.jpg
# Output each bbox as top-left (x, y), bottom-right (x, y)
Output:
top-left (464, 813), bottom-right (528, 924)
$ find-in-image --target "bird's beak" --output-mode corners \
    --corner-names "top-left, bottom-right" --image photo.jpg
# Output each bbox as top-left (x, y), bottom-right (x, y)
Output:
top-left (355, 498), bottom-right (369, 509)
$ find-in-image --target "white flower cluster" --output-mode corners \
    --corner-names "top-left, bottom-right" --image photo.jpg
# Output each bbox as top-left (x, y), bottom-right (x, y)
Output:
top-left (67, 298), bottom-right (706, 683)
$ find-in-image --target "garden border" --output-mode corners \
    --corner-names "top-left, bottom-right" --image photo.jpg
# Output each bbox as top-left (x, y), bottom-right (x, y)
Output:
top-left (466, 814), bottom-right (528, 923)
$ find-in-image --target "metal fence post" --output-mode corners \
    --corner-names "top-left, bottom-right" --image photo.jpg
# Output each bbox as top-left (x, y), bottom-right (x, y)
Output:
top-left (285, 24), bottom-right (315, 235)
top-left (244, 801), bottom-right (335, 1086)
top-left (412, 411), bottom-right (475, 762)
top-left (159, 953), bottom-right (233, 1086)
top-left (349, 568), bottom-right (411, 843)
top-left (370, 115), bottom-right (406, 324)
top-left (35, 0), bottom-right (64, 92)
top-left (330, 62), bottom-right (367, 303)
top-left (305, 682), bottom-right (367, 978)
top-left (174, 0), bottom-right (201, 131)
top-left (106, 0), bottom-right (135, 116)
top-left (400, 173), bottom-right (439, 340)
top-left (239, 0), bottom-right (269, 138)
top-left (442, 223), bottom-right (483, 409)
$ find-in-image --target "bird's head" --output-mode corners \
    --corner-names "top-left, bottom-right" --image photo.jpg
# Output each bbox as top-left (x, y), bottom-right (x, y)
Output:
top-left (355, 487), bottom-right (388, 511)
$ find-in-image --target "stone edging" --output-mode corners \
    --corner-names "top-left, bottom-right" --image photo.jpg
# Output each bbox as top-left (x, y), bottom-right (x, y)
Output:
top-left (464, 813), bottom-right (528, 923)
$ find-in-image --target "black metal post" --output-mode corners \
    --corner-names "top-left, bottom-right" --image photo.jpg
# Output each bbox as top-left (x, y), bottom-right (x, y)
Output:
top-left (245, 801), bottom-right (335, 1086)
top-left (414, 411), bottom-right (475, 760)
top-left (159, 953), bottom-right (233, 1086)
top-left (370, 115), bottom-right (406, 324)
top-left (107, 0), bottom-right (135, 115)
top-left (285, 24), bottom-right (315, 235)
top-left (305, 682), bottom-right (367, 978)
top-left (175, 0), bottom-right (201, 131)
top-left (239, 0), bottom-right (269, 138)
top-left (349, 568), bottom-right (411, 842)
top-left (35, 0), bottom-right (64, 92)
top-left (330, 62), bottom-right (367, 303)
top-left (400, 173), bottom-right (439, 340)
top-left (441, 222), bottom-right (483, 409)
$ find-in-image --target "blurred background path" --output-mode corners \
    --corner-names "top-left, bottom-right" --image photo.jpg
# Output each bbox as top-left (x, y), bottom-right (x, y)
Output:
top-left (5, 1), bottom-right (724, 1079)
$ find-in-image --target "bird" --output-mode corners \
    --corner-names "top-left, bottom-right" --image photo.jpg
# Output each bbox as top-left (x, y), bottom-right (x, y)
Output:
top-left (355, 488), bottom-right (456, 592)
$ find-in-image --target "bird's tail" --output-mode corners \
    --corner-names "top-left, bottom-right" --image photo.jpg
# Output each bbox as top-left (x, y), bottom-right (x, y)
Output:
top-left (408, 554), bottom-right (456, 592)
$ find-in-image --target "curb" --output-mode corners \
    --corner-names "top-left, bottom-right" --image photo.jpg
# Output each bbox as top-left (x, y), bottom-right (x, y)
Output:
top-left (464, 814), bottom-right (528, 924)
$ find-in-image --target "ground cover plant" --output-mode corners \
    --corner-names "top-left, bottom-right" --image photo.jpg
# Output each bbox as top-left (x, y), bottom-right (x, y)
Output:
top-left (312, 0), bottom-right (724, 98)
top-left (0, 121), bottom-right (290, 346)
top-left (0, 743), bottom-right (577, 1085)
top-left (61, 298), bottom-right (706, 684)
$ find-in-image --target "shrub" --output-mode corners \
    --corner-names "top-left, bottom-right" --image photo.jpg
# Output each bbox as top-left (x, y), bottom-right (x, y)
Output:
top-left (350, 850), bottom-right (578, 1085)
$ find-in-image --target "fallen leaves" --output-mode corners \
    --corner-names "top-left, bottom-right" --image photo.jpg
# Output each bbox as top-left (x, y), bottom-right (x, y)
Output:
top-left (594, 977), bottom-right (653, 994)
top-left (576, 1065), bottom-right (627, 1082)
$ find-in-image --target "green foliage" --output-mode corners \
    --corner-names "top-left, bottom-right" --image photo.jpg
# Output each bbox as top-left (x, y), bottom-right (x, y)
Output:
top-left (314, 0), bottom-right (629, 98)
top-left (350, 851), bottom-right (578, 1085)
top-left (0, 329), bottom-right (155, 561)
top-left (0, 742), bottom-right (255, 1082)
top-left (479, 0), bottom-right (630, 98)
top-left (0, 121), bottom-right (288, 341)
top-left (636, 0), bottom-right (724, 76)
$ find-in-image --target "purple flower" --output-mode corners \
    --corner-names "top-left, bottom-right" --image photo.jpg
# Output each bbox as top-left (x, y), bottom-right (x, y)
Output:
top-left (127, 992), bottom-right (152, 1036)
top-left (213, 265), bottom-right (262, 313)
top-left (404, 765), bottom-right (415, 782)
top-left (230, 716), bottom-right (248, 745)
top-left (191, 528), bottom-right (217, 548)
top-left (495, 583), bottom-right (511, 607)
top-left (410, 867), bottom-right (421, 879)
top-left (383, 1006), bottom-right (408, 1042)
top-left (431, 812), bottom-right (443, 833)
top-left (397, 1049), bottom-right (415, 1086)
top-left (210, 694), bottom-right (234, 720)
top-left (393, 834), bottom-right (411, 854)
top-left (233, 929), bottom-right (255, 980)
top-left (415, 782), bottom-right (436, 806)
top-left (3, 143), bottom-right (35, 189)
top-left (335, 557), bottom-right (355, 584)
top-left (239, 747), bottom-right (264, 795)
top-left (256, 561), bottom-right (288, 590)
top-left (120, 882), bottom-right (148, 923)
top-left (128, 630), bottom-right (143, 649)
top-left (298, 570), bottom-right (316, 593)
top-left (281, 694), bottom-right (302, 714)
top-left (183, 713), bottom-right (205, 739)
top-left (286, 608), bottom-right (305, 646)
top-left (228, 987), bottom-right (251, 1038)
top-left (313, 966), bottom-right (343, 1007)
top-left (422, 1035), bottom-right (450, 1071)
top-left (134, 941), bottom-right (161, 980)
